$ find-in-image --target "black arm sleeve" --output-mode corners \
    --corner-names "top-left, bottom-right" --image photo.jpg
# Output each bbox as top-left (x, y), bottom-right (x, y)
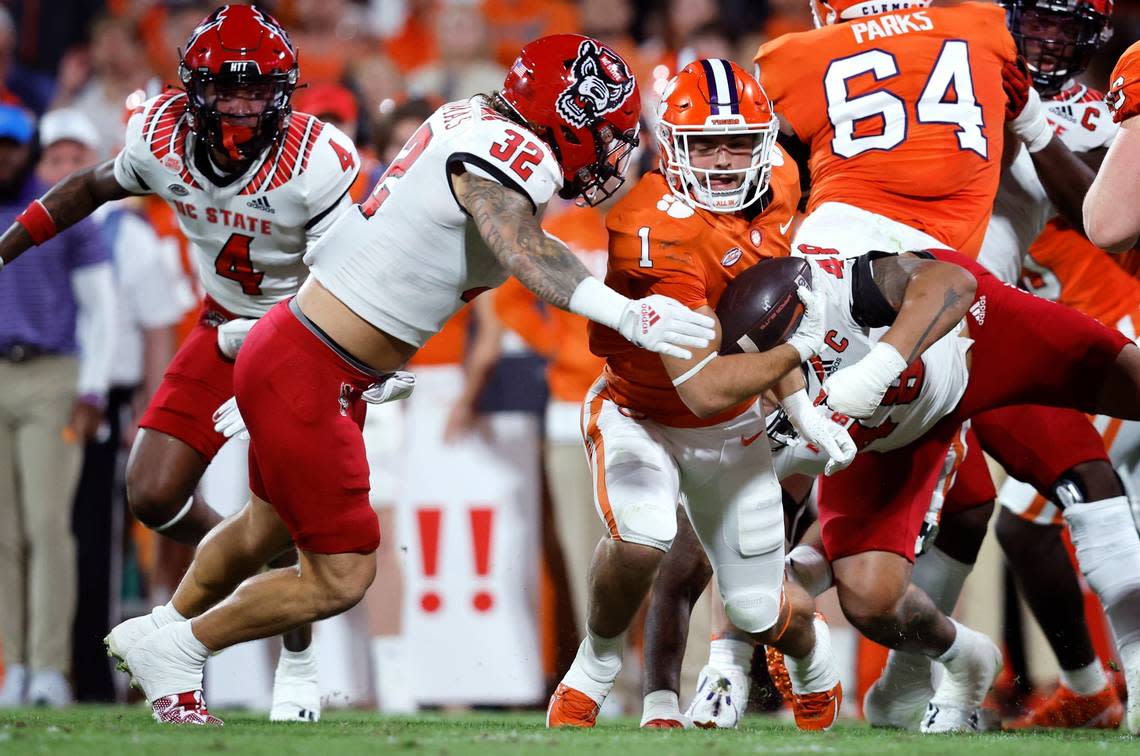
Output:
top-left (850, 250), bottom-right (934, 328)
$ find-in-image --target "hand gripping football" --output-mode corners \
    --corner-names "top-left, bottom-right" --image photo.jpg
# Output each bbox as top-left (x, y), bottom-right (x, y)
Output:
top-left (716, 257), bottom-right (812, 355)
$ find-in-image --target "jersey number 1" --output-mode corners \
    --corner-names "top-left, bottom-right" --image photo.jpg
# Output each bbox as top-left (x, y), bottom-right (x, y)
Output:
top-left (215, 233), bottom-right (264, 296)
top-left (824, 40), bottom-right (987, 159)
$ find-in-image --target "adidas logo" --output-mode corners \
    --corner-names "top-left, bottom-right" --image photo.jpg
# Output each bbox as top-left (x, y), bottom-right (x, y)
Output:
top-left (247, 196), bottom-right (275, 214)
top-left (969, 296), bottom-right (986, 326)
top-left (640, 304), bottom-right (661, 334)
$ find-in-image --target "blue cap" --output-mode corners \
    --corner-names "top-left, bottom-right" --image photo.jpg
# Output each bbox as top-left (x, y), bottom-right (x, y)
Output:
top-left (0, 104), bottom-right (35, 145)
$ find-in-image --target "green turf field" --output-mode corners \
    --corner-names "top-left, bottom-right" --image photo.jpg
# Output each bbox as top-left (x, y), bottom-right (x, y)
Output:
top-left (0, 708), bottom-right (1135, 755)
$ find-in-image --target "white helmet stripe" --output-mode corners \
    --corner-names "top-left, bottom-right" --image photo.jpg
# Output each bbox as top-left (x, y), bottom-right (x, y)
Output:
top-left (702, 58), bottom-right (734, 116)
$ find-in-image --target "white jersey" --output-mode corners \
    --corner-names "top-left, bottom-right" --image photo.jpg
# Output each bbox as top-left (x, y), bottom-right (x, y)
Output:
top-left (307, 96), bottom-right (563, 347)
top-left (977, 83), bottom-right (1117, 283)
top-left (777, 252), bottom-right (972, 477)
top-left (114, 91), bottom-right (359, 317)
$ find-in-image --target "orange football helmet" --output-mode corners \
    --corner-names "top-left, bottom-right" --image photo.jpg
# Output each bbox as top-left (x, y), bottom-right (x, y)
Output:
top-left (655, 59), bottom-right (778, 213)
top-left (809, 0), bottom-right (931, 27)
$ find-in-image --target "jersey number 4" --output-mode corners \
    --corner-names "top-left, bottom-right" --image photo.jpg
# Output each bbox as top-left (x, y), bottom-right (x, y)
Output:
top-left (824, 40), bottom-right (987, 159)
top-left (361, 123), bottom-right (435, 218)
top-left (215, 233), bottom-right (264, 296)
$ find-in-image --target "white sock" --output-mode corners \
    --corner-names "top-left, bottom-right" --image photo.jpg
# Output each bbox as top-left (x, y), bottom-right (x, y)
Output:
top-left (1064, 497), bottom-right (1140, 651)
top-left (786, 544), bottom-right (833, 597)
top-left (934, 618), bottom-right (969, 664)
top-left (152, 602), bottom-right (187, 627)
top-left (175, 621), bottom-right (211, 664)
top-left (562, 629), bottom-right (624, 705)
top-left (876, 546), bottom-right (971, 693)
top-left (640, 689), bottom-right (684, 725)
top-left (784, 616), bottom-right (839, 694)
top-left (708, 638), bottom-right (754, 675)
top-left (278, 644), bottom-right (316, 670)
top-left (1059, 660), bottom-right (1108, 696)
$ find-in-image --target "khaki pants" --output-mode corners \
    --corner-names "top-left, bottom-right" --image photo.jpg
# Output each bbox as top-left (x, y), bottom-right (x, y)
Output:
top-left (0, 355), bottom-right (81, 672)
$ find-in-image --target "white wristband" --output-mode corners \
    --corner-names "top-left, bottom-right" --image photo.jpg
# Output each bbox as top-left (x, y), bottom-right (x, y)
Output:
top-left (568, 276), bottom-right (630, 331)
top-left (863, 341), bottom-right (909, 385)
top-left (778, 388), bottom-right (815, 427)
top-left (1011, 88), bottom-right (1053, 154)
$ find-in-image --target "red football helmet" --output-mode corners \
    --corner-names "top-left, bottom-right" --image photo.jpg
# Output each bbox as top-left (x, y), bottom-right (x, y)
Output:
top-left (1002, 0), bottom-right (1114, 95)
top-left (656, 60), bottom-right (779, 213)
top-left (179, 5), bottom-right (299, 162)
top-left (809, 0), bottom-right (931, 27)
top-left (498, 34), bottom-right (641, 206)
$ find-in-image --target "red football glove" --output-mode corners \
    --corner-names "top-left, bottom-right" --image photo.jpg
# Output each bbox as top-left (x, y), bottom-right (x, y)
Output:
top-left (1003, 58), bottom-right (1033, 121)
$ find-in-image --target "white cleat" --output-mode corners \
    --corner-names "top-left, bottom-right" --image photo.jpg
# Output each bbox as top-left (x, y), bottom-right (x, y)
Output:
top-left (863, 675), bottom-right (933, 730)
top-left (26, 669), bottom-right (73, 707)
top-left (920, 630), bottom-right (1002, 734)
top-left (1124, 645), bottom-right (1140, 735)
top-left (104, 613), bottom-right (161, 678)
top-left (270, 648), bottom-right (321, 723)
top-left (685, 665), bottom-right (749, 729)
top-left (0, 664), bottom-right (27, 707)
top-left (121, 623), bottom-right (214, 725)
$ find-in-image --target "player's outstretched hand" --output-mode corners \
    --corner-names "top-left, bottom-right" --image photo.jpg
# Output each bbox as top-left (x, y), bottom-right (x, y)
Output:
top-left (618, 295), bottom-right (716, 360)
top-left (822, 342), bottom-right (908, 419)
top-left (212, 396), bottom-right (249, 441)
top-left (780, 389), bottom-right (856, 475)
top-left (787, 286), bottom-right (824, 361)
top-left (217, 318), bottom-right (258, 360)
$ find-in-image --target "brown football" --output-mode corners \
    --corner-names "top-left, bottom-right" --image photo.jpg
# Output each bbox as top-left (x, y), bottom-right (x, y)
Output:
top-left (716, 257), bottom-right (812, 355)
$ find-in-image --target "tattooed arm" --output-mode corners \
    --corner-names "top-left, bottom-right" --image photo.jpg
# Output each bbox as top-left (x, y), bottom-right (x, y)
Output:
top-left (870, 252), bottom-right (977, 363)
top-left (1, 159), bottom-right (134, 266)
top-left (452, 171), bottom-right (590, 309)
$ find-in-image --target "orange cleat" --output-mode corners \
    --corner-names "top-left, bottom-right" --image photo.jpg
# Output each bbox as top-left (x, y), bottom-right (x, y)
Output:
top-left (767, 646), bottom-right (842, 731)
top-left (765, 646), bottom-right (793, 702)
top-left (546, 683), bottom-right (600, 728)
top-left (1006, 685), bottom-right (1123, 730)
top-left (642, 718), bottom-right (685, 728)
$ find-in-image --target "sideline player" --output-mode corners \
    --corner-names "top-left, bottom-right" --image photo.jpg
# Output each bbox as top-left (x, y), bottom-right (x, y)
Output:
top-left (0, 6), bottom-right (360, 721)
top-left (870, 0), bottom-right (1134, 731)
top-left (547, 61), bottom-right (855, 731)
top-left (1085, 38), bottom-right (1140, 250)
top-left (101, 34), bottom-right (719, 725)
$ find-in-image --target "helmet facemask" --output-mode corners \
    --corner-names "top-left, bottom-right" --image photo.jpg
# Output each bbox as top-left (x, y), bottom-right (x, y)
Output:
top-left (1005, 1), bottom-right (1111, 96)
top-left (569, 120), bottom-right (641, 207)
top-left (182, 62), bottom-right (298, 162)
top-left (657, 115), bottom-right (779, 213)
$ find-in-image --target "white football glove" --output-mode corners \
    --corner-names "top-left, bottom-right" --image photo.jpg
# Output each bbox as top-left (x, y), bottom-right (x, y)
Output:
top-left (822, 341), bottom-right (909, 419)
top-left (786, 286), bottom-right (825, 361)
top-left (1009, 86), bottom-right (1053, 153)
top-left (362, 371), bottom-right (416, 404)
top-left (217, 318), bottom-right (257, 360)
top-left (617, 294), bottom-right (716, 360)
top-left (212, 396), bottom-right (248, 441)
top-left (780, 389), bottom-right (856, 476)
top-left (685, 665), bottom-right (749, 729)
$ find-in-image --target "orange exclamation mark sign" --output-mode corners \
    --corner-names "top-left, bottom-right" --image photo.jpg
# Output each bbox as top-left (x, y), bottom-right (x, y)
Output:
top-left (470, 507), bottom-right (494, 612)
top-left (417, 507), bottom-right (442, 613)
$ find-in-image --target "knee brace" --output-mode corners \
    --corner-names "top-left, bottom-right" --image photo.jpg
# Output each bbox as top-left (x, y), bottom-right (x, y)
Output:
top-left (1050, 466), bottom-right (1124, 509)
top-left (1063, 496), bottom-right (1140, 647)
top-left (721, 587), bottom-right (781, 635)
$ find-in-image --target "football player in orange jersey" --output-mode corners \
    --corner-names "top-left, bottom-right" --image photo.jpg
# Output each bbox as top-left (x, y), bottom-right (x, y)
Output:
top-left (755, 0), bottom-right (1019, 259)
top-left (546, 61), bottom-right (856, 732)
top-left (1085, 39), bottom-right (1140, 251)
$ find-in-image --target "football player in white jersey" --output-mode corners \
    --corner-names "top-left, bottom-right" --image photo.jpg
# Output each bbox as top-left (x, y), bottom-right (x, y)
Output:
top-left (92, 34), bottom-right (718, 725)
top-left (868, 0), bottom-right (1140, 732)
top-left (0, 6), bottom-right (360, 722)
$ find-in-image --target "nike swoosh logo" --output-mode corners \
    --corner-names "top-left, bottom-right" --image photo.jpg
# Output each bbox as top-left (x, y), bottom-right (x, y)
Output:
top-left (741, 432), bottom-right (764, 446)
top-left (779, 217), bottom-right (794, 235)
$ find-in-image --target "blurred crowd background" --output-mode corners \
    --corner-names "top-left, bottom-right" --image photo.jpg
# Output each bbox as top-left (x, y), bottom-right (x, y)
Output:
top-left (1, 0), bottom-right (1139, 719)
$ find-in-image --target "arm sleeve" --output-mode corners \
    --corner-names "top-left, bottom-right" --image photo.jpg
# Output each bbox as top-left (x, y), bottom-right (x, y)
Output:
top-left (304, 123), bottom-right (361, 244)
top-left (71, 261), bottom-right (116, 398)
top-left (112, 108), bottom-right (154, 194)
top-left (447, 119), bottom-right (563, 214)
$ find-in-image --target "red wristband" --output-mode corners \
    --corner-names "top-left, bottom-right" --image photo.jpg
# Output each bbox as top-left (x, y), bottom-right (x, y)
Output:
top-left (16, 200), bottom-right (57, 246)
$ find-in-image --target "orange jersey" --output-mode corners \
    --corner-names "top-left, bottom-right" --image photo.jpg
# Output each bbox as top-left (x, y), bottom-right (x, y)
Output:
top-left (755, 2), bottom-right (1016, 257)
top-left (495, 204), bottom-right (608, 404)
top-left (1107, 40), bottom-right (1140, 123)
top-left (591, 155), bottom-right (800, 428)
top-left (1022, 219), bottom-right (1140, 330)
